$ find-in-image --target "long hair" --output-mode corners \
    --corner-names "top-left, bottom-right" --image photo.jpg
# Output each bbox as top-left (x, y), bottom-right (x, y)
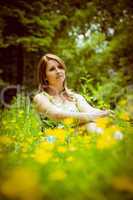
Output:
top-left (37, 53), bottom-right (75, 101)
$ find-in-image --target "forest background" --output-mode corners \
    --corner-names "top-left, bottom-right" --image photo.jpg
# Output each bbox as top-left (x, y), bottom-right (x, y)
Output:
top-left (0, 0), bottom-right (133, 108)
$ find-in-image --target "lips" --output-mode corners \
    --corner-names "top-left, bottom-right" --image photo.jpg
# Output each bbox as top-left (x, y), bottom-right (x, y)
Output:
top-left (56, 74), bottom-right (63, 78)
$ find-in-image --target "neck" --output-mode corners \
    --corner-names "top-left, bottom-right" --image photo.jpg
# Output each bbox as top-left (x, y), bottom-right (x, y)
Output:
top-left (47, 84), bottom-right (64, 96)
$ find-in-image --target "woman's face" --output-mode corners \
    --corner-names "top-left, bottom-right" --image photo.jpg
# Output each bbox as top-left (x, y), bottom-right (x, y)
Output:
top-left (45, 59), bottom-right (65, 87)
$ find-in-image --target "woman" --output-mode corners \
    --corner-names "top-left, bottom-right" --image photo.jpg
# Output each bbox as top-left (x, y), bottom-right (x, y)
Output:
top-left (34, 53), bottom-right (111, 134)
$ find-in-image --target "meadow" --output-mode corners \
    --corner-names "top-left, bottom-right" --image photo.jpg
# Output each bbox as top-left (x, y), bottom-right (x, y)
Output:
top-left (0, 92), bottom-right (133, 200)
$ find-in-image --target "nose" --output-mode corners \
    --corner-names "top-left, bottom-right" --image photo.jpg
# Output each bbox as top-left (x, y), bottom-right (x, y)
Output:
top-left (55, 67), bottom-right (60, 73)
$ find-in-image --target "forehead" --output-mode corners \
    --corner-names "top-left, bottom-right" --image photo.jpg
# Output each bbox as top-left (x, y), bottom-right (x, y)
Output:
top-left (46, 59), bottom-right (60, 68)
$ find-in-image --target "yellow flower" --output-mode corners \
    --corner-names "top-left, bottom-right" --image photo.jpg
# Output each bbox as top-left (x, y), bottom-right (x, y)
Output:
top-left (45, 128), bottom-right (67, 142)
top-left (97, 129), bottom-right (116, 149)
top-left (57, 146), bottom-right (66, 153)
top-left (1, 167), bottom-right (41, 200)
top-left (76, 125), bottom-right (87, 135)
top-left (95, 117), bottom-right (110, 129)
top-left (120, 112), bottom-right (130, 121)
top-left (49, 169), bottom-right (66, 181)
top-left (112, 176), bottom-right (133, 192)
top-left (33, 141), bottom-right (54, 164)
top-left (39, 141), bottom-right (55, 151)
top-left (33, 150), bottom-right (52, 164)
top-left (110, 125), bottom-right (120, 132)
top-left (63, 117), bottom-right (75, 125)
top-left (45, 128), bottom-right (54, 136)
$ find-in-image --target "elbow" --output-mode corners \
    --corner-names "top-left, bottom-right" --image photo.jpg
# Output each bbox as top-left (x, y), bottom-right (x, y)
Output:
top-left (44, 110), bottom-right (64, 121)
top-left (49, 112), bottom-right (64, 121)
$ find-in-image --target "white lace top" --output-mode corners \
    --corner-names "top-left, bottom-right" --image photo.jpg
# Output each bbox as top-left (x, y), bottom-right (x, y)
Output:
top-left (42, 91), bottom-right (79, 113)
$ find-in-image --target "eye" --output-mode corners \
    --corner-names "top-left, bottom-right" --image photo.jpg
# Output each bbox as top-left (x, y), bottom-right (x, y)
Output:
top-left (49, 66), bottom-right (55, 71)
top-left (58, 65), bottom-right (64, 69)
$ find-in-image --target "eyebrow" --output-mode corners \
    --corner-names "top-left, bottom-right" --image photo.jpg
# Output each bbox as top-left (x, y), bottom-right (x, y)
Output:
top-left (48, 64), bottom-right (62, 68)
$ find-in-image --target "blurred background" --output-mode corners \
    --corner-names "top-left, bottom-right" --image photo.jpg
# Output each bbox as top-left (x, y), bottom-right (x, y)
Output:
top-left (0, 2), bottom-right (133, 200)
top-left (0, 0), bottom-right (133, 108)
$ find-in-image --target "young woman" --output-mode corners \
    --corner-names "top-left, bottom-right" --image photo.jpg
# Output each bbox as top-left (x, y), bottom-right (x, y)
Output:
top-left (34, 53), bottom-right (111, 133)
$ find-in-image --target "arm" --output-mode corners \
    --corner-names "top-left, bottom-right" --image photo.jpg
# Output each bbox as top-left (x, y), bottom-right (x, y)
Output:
top-left (74, 93), bottom-right (110, 117)
top-left (33, 93), bottom-right (101, 124)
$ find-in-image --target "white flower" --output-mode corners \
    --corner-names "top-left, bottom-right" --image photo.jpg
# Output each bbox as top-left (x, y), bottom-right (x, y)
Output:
top-left (86, 123), bottom-right (103, 135)
top-left (95, 127), bottom-right (104, 135)
top-left (114, 131), bottom-right (124, 140)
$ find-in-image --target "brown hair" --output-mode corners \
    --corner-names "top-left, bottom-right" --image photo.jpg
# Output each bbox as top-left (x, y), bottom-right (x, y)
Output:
top-left (37, 53), bottom-right (75, 101)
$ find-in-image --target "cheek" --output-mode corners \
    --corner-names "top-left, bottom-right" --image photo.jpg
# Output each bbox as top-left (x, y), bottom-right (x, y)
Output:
top-left (62, 70), bottom-right (65, 76)
top-left (46, 71), bottom-right (55, 79)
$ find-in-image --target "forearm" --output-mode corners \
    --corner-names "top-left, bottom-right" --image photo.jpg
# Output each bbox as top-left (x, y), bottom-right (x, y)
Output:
top-left (43, 109), bottom-right (103, 124)
top-left (88, 108), bottom-right (109, 118)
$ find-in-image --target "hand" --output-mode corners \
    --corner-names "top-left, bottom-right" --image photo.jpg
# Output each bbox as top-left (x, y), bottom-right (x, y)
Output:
top-left (102, 109), bottom-right (115, 117)
top-left (101, 110), bottom-right (110, 116)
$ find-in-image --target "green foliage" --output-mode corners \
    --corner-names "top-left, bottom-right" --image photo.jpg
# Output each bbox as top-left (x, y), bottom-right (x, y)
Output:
top-left (0, 93), bottom-right (41, 138)
top-left (79, 70), bottom-right (130, 109)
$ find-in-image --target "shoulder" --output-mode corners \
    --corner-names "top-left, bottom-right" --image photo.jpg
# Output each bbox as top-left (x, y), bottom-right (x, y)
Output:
top-left (71, 92), bottom-right (85, 101)
top-left (33, 92), bottom-right (51, 103)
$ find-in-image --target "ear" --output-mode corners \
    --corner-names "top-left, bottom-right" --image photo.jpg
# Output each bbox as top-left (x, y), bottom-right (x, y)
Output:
top-left (44, 79), bottom-right (49, 85)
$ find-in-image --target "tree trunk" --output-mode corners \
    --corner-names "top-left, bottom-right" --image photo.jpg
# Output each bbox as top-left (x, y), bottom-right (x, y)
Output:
top-left (16, 44), bottom-right (24, 85)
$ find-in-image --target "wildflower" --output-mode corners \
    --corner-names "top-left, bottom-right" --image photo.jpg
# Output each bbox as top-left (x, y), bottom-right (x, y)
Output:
top-left (112, 176), bottom-right (133, 192)
top-left (57, 146), bottom-right (66, 153)
top-left (33, 149), bottom-right (52, 164)
top-left (45, 128), bottom-right (54, 136)
top-left (49, 169), bottom-right (66, 181)
top-left (95, 117), bottom-right (110, 129)
top-left (113, 131), bottom-right (124, 140)
top-left (33, 141), bottom-right (54, 164)
top-left (45, 128), bottom-right (66, 142)
top-left (1, 167), bottom-right (41, 200)
top-left (63, 117), bottom-right (74, 126)
top-left (77, 125), bottom-right (86, 135)
top-left (110, 125), bottom-right (120, 132)
top-left (86, 122), bottom-right (104, 134)
top-left (97, 128), bottom-right (116, 149)
top-left (82, 135), bottom-right (92, 148)
top-left (48, 128), bottom-right (66, 142)
top-left (41, 141), bottom-right (55, 149)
